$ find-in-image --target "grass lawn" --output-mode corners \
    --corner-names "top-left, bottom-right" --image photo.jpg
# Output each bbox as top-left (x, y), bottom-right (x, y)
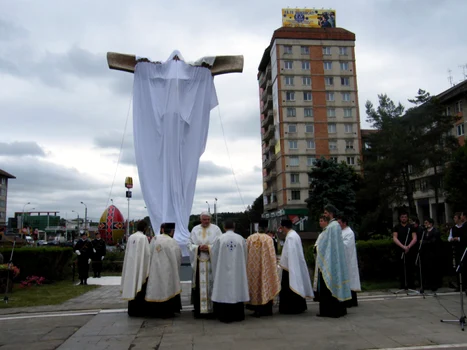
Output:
top-left (361, 280), bottom-right (399, 292)
top-left (0, 281), bottom-right (99, 309)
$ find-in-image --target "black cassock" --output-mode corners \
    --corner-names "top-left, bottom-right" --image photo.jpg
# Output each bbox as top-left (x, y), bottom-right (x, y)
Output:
top-left (213, 301), bottom-right (245, 323)
top-left (147, 295), bottom-right (182, 319)
top-left (128, 281), bottom-right (148, 317)
top-left (279, 270), bottom-right (307, 315)
top-left (91, 238), bottom-right (106, 278)
top-left (318, 271), bottom-right (347, 318)
top-left (73, 239), bottom-right (93, 283)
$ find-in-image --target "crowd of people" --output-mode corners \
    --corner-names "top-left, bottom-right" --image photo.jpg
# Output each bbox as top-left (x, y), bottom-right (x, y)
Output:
top-left (119, 204), bottom-right (361, 322)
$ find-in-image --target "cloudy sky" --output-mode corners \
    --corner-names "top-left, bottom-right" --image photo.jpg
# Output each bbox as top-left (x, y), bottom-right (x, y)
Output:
top-left (1, 0), bottom-right (466, 224)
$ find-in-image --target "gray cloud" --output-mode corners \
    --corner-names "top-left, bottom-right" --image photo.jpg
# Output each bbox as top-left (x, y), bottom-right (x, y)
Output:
top-left (0, 141), bottom-right (46, 157)
top-left (0, 18), bottom-right (29, 41)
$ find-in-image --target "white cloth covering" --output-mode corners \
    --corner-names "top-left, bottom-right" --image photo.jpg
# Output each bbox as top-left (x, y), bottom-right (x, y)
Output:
top-left (133, 50), bottom-right (218, 257)
top-left (145, 234), bottom-right (182, 302)
top-left (341, 226), bottom-right (361, 291)
top-left (280, 230), bottom-right (314, 298)
top-left (211, 230), bottom-right (249, 303)
top-left (121, 232), bottom-right (151, 300)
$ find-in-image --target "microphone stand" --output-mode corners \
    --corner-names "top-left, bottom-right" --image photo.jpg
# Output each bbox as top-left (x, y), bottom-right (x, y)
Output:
top-left (3, 237), bottom-right (16, 304)
top-left (441, 246), bottom-right (467, 331)
top-left (394, 227), bottom-right (419, 295)
top-left (415, 228), bottom-right (435, 299)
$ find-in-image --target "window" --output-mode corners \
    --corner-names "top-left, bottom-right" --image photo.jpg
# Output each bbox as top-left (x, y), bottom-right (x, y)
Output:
top-left (304, 108), bottom-right (313, 117)
top-left (302, 61), bottom-right (310, 70)
top-left (456, 101), bottom-right (463, 113)
top-left (306, 139), bottom-right (316, 149)
top-left (0, 212), bottom-right (4, 219)
top-left (326, 92), bottom-right (335, 101)
top-left (0, 188), bottom-right (5, 196)
top-left (344, 108), bottom-right (353, 118)
top-left (305, 124), bottom-right (314, 133)
top-left (289, 156), bottom-right (299, 167)
top-left (329, 141), bottom-right (337, 150)
top-left (324, 61), bottom-right (332, 70)
top-left (285, 76), bottom-right (294, 85)
top-left (302, 77), bottom-right (311, 86)
top-left (328, 123), bottom-right (337, 133)
top-left (286, 91), bottom-right (295, 101)
top-left (323, 47), bottom-right (331, 55)
top-left (288, 140), bottom-right (298, 149)
top-left (446, 106), bottom-right (451, 116)
top-left (341, 77), bottom-right (350, 86)
top-left (339, 47), bottom-right (348, 55)
top-left (307, 156), bottom-right (316, 167)
top-left (303, 92), bottom-right (312, 101)
top-left (291, 190), bottom-right (301, 200)
top-left (290, 173), bottom-right (300, 184)
top-left (325, 77), bottom-right (334, 86)
top-left (284, 45), bottom-right (293, 54)
top-left (344, 123), bottom-right (353, 133)
top-left (301, 46), bottom-right (309, 55)
top-left (0, 200), bottom-right (5, 208)
top-left (330, 156), bottom-right (338, 162)
top-left (342, 92), bottom-right (351, 101)
top-left (0, 178), bottom-right (5, 185)
top-left (457, 124), bottom-right (465, 136)
top-left (347, 156), bottom-right (355, 165)
top-left (340, 62), bottom-right (349, 70)
top-left (345, 140), bottom-right (354, 149)
top-left (288, 124), bottom-right (297, 133)
top-left (284, 61), bottom-right (293, 69)
top-left (327, 108), bottom-right (336, 118)
top-left (287, 107), bottom-right (296, 117)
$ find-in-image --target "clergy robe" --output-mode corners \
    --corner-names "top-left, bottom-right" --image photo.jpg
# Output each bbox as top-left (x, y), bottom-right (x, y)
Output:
top-left (121, 231), bottom-right (151, 317)
top-left (246, 233), bottom-right (280, 316)
top-left (91, 238), bottom-right (106, 278)
top-left (315, 219), bottom-right (351, 318)
top-left (279, 230), bottom-right (313, 314)
top-left (133, 51), bottom-right (218, 256)
top-left (74, 238), bottom-right (93, 283)
top-left (341, 226), bottom-right (361, 307)
top-left (145, 234), bottom-right (182, 318)
top-left (211, 230), bottom-right (249, 323)
top-left (187, 223), bottom-right (222, 317)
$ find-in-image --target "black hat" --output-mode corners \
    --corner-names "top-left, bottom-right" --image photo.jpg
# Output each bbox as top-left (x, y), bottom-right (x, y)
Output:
top-left (258, 220), bottom-right (268, 228)
top-left (80, 231), bottom-right (87, 237)
top-left (164, 223), bottom-right (175, 230)
top-left (281, 219), bottom-right (293, 228)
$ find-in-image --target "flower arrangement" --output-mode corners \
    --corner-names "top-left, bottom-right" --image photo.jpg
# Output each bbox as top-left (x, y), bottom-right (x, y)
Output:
top-left (20, 276), bottom-right (46, 288)
top-left (0, 264), bottom-right (20, 278)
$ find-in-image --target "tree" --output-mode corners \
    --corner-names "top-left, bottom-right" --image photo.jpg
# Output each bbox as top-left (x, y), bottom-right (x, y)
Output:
top-left (444, 144), bottom-right (467, 212)
top-left (305, 157), bottom-right (359, 222)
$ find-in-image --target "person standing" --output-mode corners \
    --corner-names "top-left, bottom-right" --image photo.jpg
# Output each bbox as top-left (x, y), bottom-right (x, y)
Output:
top-left (279, 219), bottom-right (313, 315)
top-left (313, 214), bottom-right (330, 301)
top-left (246, 220), bottom-right (281, 317)
top-left (449, 212), bottom-right (466, 291)
top-left (145, 223), bottom-right (182, 318)
top-left (187, 212), bottom-right (222, 318)
top-left (393, 212), bottom-right (417, 289)
top-left (315, 205), bottom-right (351, 318)
top-left (91, 232), bottom-right (106, 278)
top-left (74, 232), bottom-right (93, 285)
top-left (420, 218), bottom-right (442, 292)
top-left (337, 215), bottom-right (361, 307)
top-left (121, 220), bottom-right (151, 317)
top-left (211, 220), bottom-right (249, 323)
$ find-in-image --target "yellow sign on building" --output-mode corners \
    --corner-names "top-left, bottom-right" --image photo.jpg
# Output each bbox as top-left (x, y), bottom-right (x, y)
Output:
top-left (282, 8), bottom-right (336, 28)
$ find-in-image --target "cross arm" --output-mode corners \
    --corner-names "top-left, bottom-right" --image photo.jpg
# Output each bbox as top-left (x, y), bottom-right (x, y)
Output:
top-left (106, 52), bottom-right (244, 76)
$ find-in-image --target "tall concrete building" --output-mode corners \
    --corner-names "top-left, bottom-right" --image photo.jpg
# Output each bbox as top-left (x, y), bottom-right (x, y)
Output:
top-left (258, 26), bottom-right (362, 230)
top-left (0, 169), bottom-right (16, 227)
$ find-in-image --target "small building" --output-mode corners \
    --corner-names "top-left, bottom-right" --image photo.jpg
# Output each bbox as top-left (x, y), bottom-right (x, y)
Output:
top-left (0, 169), bottom-right (15, 228)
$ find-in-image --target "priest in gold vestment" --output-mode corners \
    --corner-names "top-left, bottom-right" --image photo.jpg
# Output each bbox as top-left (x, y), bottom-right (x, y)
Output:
top-left (246, 220), bottom-right (281, 317)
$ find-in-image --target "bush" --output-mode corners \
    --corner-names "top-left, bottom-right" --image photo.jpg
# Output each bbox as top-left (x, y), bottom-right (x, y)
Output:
top-left (102, 251), bottom-right (125, 272)
top-left (0, 247), bottom-right (74, 281)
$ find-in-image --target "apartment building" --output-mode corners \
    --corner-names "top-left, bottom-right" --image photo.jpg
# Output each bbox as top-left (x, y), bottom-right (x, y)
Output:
top-left (258, 26), bottom-right (362, 230)
top-left (0, 169), bottom-right (16, 227)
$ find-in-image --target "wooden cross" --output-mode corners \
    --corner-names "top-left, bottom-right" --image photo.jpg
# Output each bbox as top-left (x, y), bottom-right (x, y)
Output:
top-left (107, 52), bottom-right (244, 76)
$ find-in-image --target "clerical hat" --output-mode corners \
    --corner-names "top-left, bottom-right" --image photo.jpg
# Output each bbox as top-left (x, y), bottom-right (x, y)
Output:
top-left (164, 222), bottom-right (175, 230)
top-left (258, 220), bottom-right (268, 228)
top-left (280, 219), bottom-right (293, 228)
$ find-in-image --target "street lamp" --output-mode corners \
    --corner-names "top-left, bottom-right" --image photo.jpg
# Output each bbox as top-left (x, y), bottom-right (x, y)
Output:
top-left (214, 198), bottom-right (218, 225)
top-left (206, 201), bottom-right (210, 214)
top-left (72, 210), bottom-right (80, 238)
top-left (21, 202), bottom-right (31, 231)
top-left (80, 202), bottom-right (87, 232)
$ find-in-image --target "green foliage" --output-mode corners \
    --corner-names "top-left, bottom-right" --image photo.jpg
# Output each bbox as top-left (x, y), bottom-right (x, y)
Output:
top-left (306, 157), bottom-right (359, 222)
top-left (101, 251), bottom-right (125, 272)
top-left (0, 247), bottom-right (74, 281)
top-left (444, 144), bottom-right (467, 212)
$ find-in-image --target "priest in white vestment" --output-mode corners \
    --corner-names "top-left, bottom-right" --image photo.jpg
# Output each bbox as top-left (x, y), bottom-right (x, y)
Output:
top-left (211, 220), bottom-right (249, 323)
top-left (145, 223), bottom-right (182, 318)
top-left (337, 215), bottom-right (361, 308)
top-left (187, 212), bottom-right (222, 318)
top-left (121, 220), bottom-right (151, 317)
top-left (279, 219), bottom-right (314, 315)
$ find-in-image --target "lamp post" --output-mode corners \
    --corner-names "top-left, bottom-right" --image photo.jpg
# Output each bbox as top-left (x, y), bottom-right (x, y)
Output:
top-left (72, 210), bottom-right (80, 239)
top-left (206, 201), bottom-right (210, 214)
top-left (125, 177), bottom-right (133, 240)
top-left (21, 202), bottom-right (31, 232)
top-left (214, 198), bottom-right (218, 225)
top-left (80, 202), bottom-right (87, 232)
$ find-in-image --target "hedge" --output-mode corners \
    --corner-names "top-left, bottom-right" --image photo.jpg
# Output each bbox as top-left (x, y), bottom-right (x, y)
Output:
top-left (0, 247), bottom-right (74, 281)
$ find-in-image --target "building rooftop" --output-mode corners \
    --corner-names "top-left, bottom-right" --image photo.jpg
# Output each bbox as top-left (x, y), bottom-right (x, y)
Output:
top-left (0, 169), bottom-right (15, 179)
top-left (436, 79), bottom-right (467, 103)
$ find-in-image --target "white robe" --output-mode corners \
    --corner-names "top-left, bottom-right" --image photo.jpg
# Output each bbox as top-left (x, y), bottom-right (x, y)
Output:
top-left (187, 223), bottom-right (222, 313)
top-left (145, 234), bottom-right (182, 302)
top-left (280, 230), bottom-right (314, 298)
top-left (211, 230), bottom-right (249, 303)
top-left (133, 51), bottom-right (218, 257)
top-left (342, 226), bottom-right (361, 292)
top-left (121, 231), bottom-right (150, 300)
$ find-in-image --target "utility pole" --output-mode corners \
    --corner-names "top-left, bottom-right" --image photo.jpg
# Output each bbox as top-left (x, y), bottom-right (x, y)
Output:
top-left (206, 201), bottom-right (210, 214)
top-left (80, 202), bottom-right (88, 232)
top-left (214, 198), bottom-right (218, 225)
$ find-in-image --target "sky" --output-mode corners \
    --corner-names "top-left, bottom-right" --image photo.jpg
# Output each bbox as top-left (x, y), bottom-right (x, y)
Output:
top-left (1, 0), bottom-right (466, 224)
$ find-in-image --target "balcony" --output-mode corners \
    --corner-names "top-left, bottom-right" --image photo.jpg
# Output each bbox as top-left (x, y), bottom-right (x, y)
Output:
top-left (263, 125), bottom-right (275, 142)
top-left (261, 112), bottom-right (273, 128)
top-left (263, 170), bottom-right (277, 183)
top-left (258, 72), bottom-right (267, 88)
top-left (263, 154), bottom-right (276, 169)
top-left (265, 202), bottom-right (278, 211)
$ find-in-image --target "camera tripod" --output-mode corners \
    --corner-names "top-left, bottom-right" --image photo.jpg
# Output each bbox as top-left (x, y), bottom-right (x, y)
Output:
top-left (441, 246), bottom-right (467, 331)
top-left (394, 227), bottom-right (419, 296)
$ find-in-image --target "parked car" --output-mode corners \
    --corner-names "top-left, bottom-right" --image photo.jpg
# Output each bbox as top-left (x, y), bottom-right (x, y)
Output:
top-left (37, 240), bottom-right (48, 246)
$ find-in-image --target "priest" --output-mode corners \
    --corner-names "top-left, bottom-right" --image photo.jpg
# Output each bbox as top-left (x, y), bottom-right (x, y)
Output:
top-left (211, 220), bottom-right (249, 323)
top-left (187, 212), bottom-right (222, 318)
top-left (74, 232), bottom-right (93, 285)
top-left (145, 223), bottom-right (182, 318)
top-left (337, 215), bottom-right (361, 307)
top-left (121, 220), bottom-right (151, 317)
top-left (279, 219), bottom-right (313, 314)
top-left (91, 232), bottom-right (106, 278)
top-left (246, 220), bottom-right (280, 317)
top-left (315, 205), bottom-right (351, 318)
